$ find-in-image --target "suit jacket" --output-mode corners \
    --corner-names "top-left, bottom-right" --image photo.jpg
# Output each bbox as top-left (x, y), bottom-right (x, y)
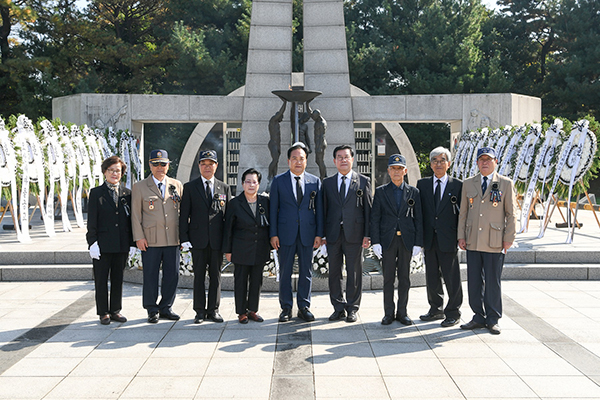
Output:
top-left (131, 175), bottom-right (183, 247)
top-left (87, 182), bottom-right (134, 253)
top-left (269, 170), bottom-right (324, 247)
top-left (417, 175), bottom-right (462, 253)
top-left (457, 171), bottom-right (517, 253)
top-left (323, 171), bottom-right (372, 244)
top-left (179, 176), bottom-right (231, 250)
top-left (222, 194), bottom-right (271, 266)
top-left (370, 181), bottom-right (423, 251)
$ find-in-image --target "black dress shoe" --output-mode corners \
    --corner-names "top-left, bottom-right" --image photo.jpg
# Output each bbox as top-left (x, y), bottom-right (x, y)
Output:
top-left (329, 310), bottom-right (347, 321)
top-left (248, 311), bottom-right (264, 322)
top-left (207, 312), bottom-right (224, 323)
top-left (381, 315), bottom-right (394, 325)
top-left (194, 314), bottom-right (204, 324)
top-left (147, 312), bottom-right (159, 324)
top-left (346, 310), bottom-right (358, 323)
top-left (159, 310), bottom-right (180, 320)
top-left (419, 311), bottom-right (445, 321)
top-left (279, 308), bottom-right (292, 322)
top-left (441, 317), bottom-right (460, 327)
top-left (460, 320), bottom-right (486, 330)
top-left (397, 315), bottom-right (413, 326)
top-left (488, 323), bottom-right (501, 335)
top-left (297, 307), bottom-right (315, 322)
top-left (100, 314), bottom-right (110, 325)
top-left (110, 313), bottom-right (127, 323)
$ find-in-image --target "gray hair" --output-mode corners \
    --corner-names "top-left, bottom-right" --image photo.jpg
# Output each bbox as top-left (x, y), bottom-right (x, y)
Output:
top-left (429, 146), bottom-right (452, 163)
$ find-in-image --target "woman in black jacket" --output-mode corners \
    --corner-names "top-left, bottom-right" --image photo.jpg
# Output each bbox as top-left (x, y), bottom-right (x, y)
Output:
top-left (223, 168), bottom-right (271, 323)
top-left (86, 156), bottom-right (135, 325)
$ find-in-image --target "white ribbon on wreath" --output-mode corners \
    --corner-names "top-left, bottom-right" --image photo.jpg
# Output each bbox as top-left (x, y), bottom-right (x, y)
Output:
top-left (469, 130), bottom-right (489, 178)
top-left (512, 124), bottom-right (542, 184)
top-left (537, 121), bottom-right (584, 239)
top-left (128, 133), bottom-right (142, 183)
top-left (69, 126), bottom-right (88, 228)
top-left (107, 127), bottom-right (119, 155)
top-left (40, 120), bottom-right (65, 236)
top-left (95, 129), bottom-right (111, 159)
top-left (58, 125), bottom-right (76, 231)
top-left (83, 125), bottom-right (104, 185)
top-left (498, 125), bottom-right (526, 177)
top-left (119, 132), bottom-right (132, 189)
top-left (518, 124), bottom-right (552, 233)
top-left (494, 126), bottom-right (513, 170)
top-left (0, 120), bottom-right (23, 242)
top-left (451, 132), bottom-right (469, 178)
top-left (457, 132), bottom-right (475, 179)
top-left (561, 120), bottom-right (596, 244)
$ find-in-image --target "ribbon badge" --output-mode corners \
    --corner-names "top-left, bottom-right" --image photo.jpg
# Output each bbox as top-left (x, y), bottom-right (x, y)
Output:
top-left (309, 191), bottom-right (317, 214)
top-left (406, 197), bottom-right (415, 218)
top-left (490, 182), bottom-right (502, 207)
top-left (259, 205), bottom-right (269, 227)
top-left (219, 194), bottom-right (227, 207)
top-left (149, 199), bottom-right (154, 210)
top-left (450, 195), bottom-right (459, 215)
top-left (356, 189), bottom-right (364, 207)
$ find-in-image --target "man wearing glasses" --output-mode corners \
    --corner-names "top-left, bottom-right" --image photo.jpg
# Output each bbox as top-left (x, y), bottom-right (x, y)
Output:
top-left (179, 150), bottom-right (231, 324)
top-left (322, 145), bottom-right (372, 323)
top-left (132, 149), bottom-right (184, 323)
top-left (417, 147), bottom-right (463, 327)
top-left (457, 147), bottom-right (517, 335)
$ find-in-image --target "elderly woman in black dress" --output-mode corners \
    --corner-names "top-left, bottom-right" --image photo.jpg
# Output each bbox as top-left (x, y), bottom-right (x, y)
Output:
top-left (87, 156), bottom-right (136, 325)
top-left (223, 168), bottom-right (271, 323)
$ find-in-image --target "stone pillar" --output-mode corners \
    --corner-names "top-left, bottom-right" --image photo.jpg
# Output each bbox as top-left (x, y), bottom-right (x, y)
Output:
top-left (238, 0), bottom-right (294, 193)
top-left (303, 0), bottom-right (354, 178)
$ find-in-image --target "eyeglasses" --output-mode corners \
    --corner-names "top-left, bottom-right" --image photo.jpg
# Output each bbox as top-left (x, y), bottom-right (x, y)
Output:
top-left (243, 180), bottom-right (259, 186)
top-left (431, 159), bottom-right (448, 165)
top-left (336, 156), bottom-right (352, 161)
top-left (107, 168), bottom-right (122, 174)
top-left (151, 162), bottom-right (168, 167)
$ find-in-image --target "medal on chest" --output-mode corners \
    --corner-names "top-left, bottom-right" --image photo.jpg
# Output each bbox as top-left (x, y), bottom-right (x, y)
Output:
top-left (490, 182), bottom-right (502, 207)
top-left (149, 199), bottom-right (154, 210)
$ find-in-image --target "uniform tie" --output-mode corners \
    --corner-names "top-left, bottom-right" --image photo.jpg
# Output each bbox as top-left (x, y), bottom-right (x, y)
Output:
top-left (482, 176), bottom-right (488, 194)
top-left (205, 180), bottom-right (212, 203)
top-left (157, 182), bottom-right (164, 198)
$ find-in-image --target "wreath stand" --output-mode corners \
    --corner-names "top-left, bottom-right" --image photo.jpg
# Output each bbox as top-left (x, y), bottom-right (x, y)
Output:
top-left (0, 193), bottom-right (20, 233)
top-left (517, 192), bottom-right (544, 232)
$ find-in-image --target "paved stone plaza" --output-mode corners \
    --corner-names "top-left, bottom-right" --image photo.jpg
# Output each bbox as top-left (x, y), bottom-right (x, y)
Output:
top-left (1, 280), bottom-right (600, 399)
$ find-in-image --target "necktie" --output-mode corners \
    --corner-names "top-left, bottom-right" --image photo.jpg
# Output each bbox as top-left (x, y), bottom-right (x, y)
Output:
top-left (340, 176), bottom-right (347, 200)
top-left (157, 182), bottom-right (163, 198)
top-left (295, 176), bottom-right (303, 205)
top-left (434, 179), bottom-right (441, 209)
top-left (482, 176), bottom-right (488, 194)
top-left (205, 180), bottom-right (212, 203)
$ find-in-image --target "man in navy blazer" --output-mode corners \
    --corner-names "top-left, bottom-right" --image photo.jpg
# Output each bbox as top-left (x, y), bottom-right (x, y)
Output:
top-left (371, 154), bottom-right (423, 326)
top-left (417, 147), bottom-right (463, 327)
top-left (270, 142), bottom-right (324, 322)
top-left (323, 145), bottom-right (372, 323)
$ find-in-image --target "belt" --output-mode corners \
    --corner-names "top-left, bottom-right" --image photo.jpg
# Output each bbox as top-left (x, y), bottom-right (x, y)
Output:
top-left (396, 231), bottom-right (402, 236)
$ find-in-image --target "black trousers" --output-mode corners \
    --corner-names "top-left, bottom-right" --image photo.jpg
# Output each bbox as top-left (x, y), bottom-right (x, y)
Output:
top-left (328, 227), bottom-right (363, 312)
top-left (191, 246), bottom-right (222, 315)
top-left (466, 250), bottom-right (504, 325)
top-left (423, 234), bottom-right (463, 319)
top-left (93, 252), bottom-right (127, 316)
top-left (234, 263), bottom-right (263, 315)
top-left (141, 246), bottom-right (180, 314)
top-left (382, 235), bottom-right (411, 318)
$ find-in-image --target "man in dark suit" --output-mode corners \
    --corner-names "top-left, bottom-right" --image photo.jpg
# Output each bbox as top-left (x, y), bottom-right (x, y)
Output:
top-left (270, 142), bottom-right (324, 322)
top-left (132, 149), bottom-right (184, 323)
top-left (323, 145), bottom-right (372, 323)
top-left (371, 154), bottom-right (423, 326)
top-left (179, 150), bottom-right (231, 324)
top-left (417, 147), bottom-right (463, 327)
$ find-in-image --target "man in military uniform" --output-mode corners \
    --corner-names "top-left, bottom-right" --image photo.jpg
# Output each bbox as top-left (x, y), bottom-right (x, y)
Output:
top-left (457, 147), bottom-right (517, 334)
top-left (132, 149), bottom-right (184, 323)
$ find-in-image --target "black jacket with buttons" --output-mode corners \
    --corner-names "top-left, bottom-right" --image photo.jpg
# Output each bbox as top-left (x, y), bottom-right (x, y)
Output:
top-left (87, 182), bottom-right (134, 253)
top-left (222, 193), bottom-right (272, 266)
